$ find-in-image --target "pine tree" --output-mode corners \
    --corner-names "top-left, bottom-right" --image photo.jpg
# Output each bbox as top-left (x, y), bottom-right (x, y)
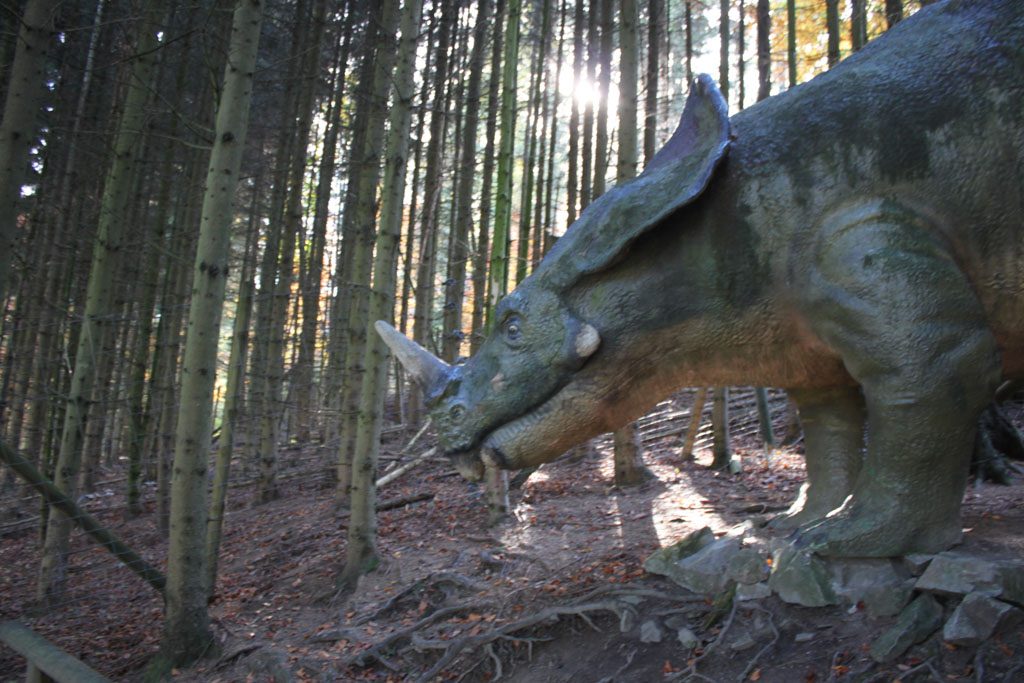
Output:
top-left (0, 0), bottom-right (62, 302)
top-left (157, 0), bottom-right (263, 668)
top-left (340, 0), bottom-right (424, 588)
top-left (37, 0), bottom-right (168, 605)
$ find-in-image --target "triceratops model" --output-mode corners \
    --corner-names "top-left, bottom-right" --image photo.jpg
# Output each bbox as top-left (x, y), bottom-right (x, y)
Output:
top-left (378, 0), bottom-right (1024, 558)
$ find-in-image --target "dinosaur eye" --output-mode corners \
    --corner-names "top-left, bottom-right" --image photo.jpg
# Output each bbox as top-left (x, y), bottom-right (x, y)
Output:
top-left (505, 318), bottom-right (522, 341)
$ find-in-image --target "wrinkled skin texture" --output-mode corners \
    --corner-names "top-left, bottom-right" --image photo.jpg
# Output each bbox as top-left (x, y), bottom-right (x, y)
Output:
top-left (382, 0), bottom-right (1024, 558)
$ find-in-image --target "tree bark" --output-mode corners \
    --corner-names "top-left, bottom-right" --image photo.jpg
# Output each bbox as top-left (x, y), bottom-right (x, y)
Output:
top-left (710, 387), bottom-right (739, 472)
top-left (787, 0), bottom-right (797, 86)
top-left (756, 0), bottom-right (770, 101)
top-left (0, 0), bottom-right (62, 303)
top-left (158, 0), bottom-right (263, 668)
top-left (205, 203), bottom-right (260, 597)
top-left (335, 0), bottom-right (402, 505)
top-left (719, 0), bottom-right (729, 101)
top-left (885, 0), bottom-right (903, 29)
top-left (339, 0), bottom-right (423, 588)
top-left (826, 0), bottom-right (840, 68)
top-left (644, 0), bottom-right (661, 164)
top-left (443, 0), bottom-right (492, 363)
top-left (37, 0), bottom-right (167, 605)
top-left (611, 0), bottom-right (651, 488)
top-left (851, 0), bottom-right (868, 52)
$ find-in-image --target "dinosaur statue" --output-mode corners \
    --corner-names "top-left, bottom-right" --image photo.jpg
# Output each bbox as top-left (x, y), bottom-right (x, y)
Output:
top-left (378, 0), bottom-right (1024, 558)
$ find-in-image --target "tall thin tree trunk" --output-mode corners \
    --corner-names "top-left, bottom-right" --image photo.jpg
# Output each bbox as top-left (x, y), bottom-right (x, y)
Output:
top-left (205, 199), bottom-right (260, 596)
top-left (339, 0), bottom-right (422, 588)
top-left (295, 25), bottom-right (351, 443)
top-left (719, 0), bottom-right (729, 101)
top-left (443, 0), bottom-right (492, 363)
top-left (565, 0), bottom-right (583, 226)
top-left (258, 0), bottom-right (327, 504)
top-left (685, 1), bottom-right (693, 83)
top-left (0, 0), bottom-right (62, 302)
top-left (885, 0), bottom-right (903, 29)
top-left (644, 0), bottom-right (661, 165)
top-left (469, 0), bottom-right (506, 354)
top-left (851, 0), bottom-right (868, 51)
top-left (485, 0), bottom-right (523, 525)
top-left (756, 0), bottom-right (770, 101)
top-left (737, 0), bottom-right (745, 110)
top-left (157, 0), bottom-right (263, 668)
top-left (592, 0), bottom-right (612, 199)
top-left (611, 0), bottom-right (651, 488)
top-left (826, 0), bottom-right (840, 69)
top-left (335, 0), bottom-right (402, 505)
top-left (37, 0), bottom-right (167, 605)
top-left (787, 0), bottom-right (797, 86)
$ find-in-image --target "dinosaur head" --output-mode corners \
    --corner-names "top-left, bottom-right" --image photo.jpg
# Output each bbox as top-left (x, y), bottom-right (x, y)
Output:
top-left (377, 75), bottom-right (731, 480)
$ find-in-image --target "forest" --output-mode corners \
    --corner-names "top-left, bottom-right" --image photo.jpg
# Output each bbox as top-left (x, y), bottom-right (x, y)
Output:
top-left (2, 0), bottom-right (1023, 680)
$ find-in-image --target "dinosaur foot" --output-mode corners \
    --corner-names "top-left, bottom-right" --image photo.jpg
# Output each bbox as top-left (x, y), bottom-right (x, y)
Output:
top-left (794, 499), bottom-right (963, 558)
top-left (769, 484), bottom-right (849, 531)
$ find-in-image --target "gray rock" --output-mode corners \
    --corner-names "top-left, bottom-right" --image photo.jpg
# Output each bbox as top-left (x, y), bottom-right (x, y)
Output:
top-left (618, 607), bottom-right (637, 633)
top-left (639, 620), bottom-right (664, 643)
top-left (677, 627), bottom-right (700, 649)
top-left (903, 554), bottom-right (935, 576)
top-left (730, 633), bottom-right (757, 652)
top-left (869, 594), bottom-right (944, 663)
top-left (943, 592), bottom-right (1022, 646)
top-left (664, 614), bottom-right (690, 631)
top-left (649, 536), bottom-right (742, 595)
top-left (829, 558), bottom-right (915, 618)
top-left (768, 546), bottom-right (838, 607)
top-left (794, 632), bottom-right (815, 643)
top-left (916, 553), bottom-right (1002, 597)
top-left (728, 548), bottom-right (771, 585)
top-left (999, 563), bottom-right (1024, 607)
top-left (736, 582), bottom-right (772, 602)
top-left (916, 553), bottom-right (1024, 607)
top-left (644, 527), bottom-right (716, 579)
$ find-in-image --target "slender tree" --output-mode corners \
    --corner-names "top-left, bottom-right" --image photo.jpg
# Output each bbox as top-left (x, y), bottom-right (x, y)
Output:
top-left (37, 1), bottom-right (168, 604)
top-left (885, 0), bottom-right (903, 28)
top-left (756, 0), bottom-right (770, 101)
top-left (335, 0), bottom-right (402, 503)
top-left (644, 0), bottom-right (662, 164)
top-left (469, 0), bottom-right (505, 354)
top-left (611, 0), bottom-right (651, 487)
top-left (0, 0), bottom-right (62, 302)
top-left (719, 0), bottom-right (729, 101)
top-left (852, 0), bottom-right (868, 51)
top-left (157, 0), bottom-right (263, 668)
top-left (787, 0), bottom-right (797, 86)
top-left (340, 0), bottom-right (423, 587)
top-left (826, 0), bottom-right (840, 68)
top-left (443, 0), bottom-right (493, 363)
top-left (485, 0), bottom-right (523, 524)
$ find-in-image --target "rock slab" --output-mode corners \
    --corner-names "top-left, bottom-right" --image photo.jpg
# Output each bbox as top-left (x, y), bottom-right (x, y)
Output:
top-left (943, 592), bottom-right (1021, 646)
top-left (870, 594), bottom-right (943, 663)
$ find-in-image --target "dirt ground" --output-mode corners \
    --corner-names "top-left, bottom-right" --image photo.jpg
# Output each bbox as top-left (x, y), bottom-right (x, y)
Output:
top-left (2, 392), bottom-right (1023, 682)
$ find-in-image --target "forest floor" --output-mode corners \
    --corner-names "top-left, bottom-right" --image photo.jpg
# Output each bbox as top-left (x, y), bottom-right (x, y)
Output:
top-left (2, 392), bottom-right (1024, 682)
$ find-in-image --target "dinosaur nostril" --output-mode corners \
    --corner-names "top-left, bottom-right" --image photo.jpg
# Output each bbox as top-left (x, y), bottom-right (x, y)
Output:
top-left (449, 403), bottom-right (466, 423)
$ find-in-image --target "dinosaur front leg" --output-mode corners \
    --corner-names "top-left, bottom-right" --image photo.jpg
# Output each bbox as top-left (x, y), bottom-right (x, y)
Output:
top-left (795, 203), bottom-right (1001, 557)
top-left (771, 385), bottom-right (864, 530)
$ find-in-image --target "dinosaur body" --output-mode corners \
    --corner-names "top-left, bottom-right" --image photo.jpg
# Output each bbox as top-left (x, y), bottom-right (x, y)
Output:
top-left (379, 0), bottom-right (1024, 558)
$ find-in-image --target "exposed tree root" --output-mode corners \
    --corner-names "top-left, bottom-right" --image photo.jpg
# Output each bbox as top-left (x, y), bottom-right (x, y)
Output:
top-left (349, 598), bottom-right (634, 682)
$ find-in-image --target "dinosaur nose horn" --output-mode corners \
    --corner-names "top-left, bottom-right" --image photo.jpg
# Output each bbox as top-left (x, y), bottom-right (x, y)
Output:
top-left (374, 321), bottom-right (451, 394)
